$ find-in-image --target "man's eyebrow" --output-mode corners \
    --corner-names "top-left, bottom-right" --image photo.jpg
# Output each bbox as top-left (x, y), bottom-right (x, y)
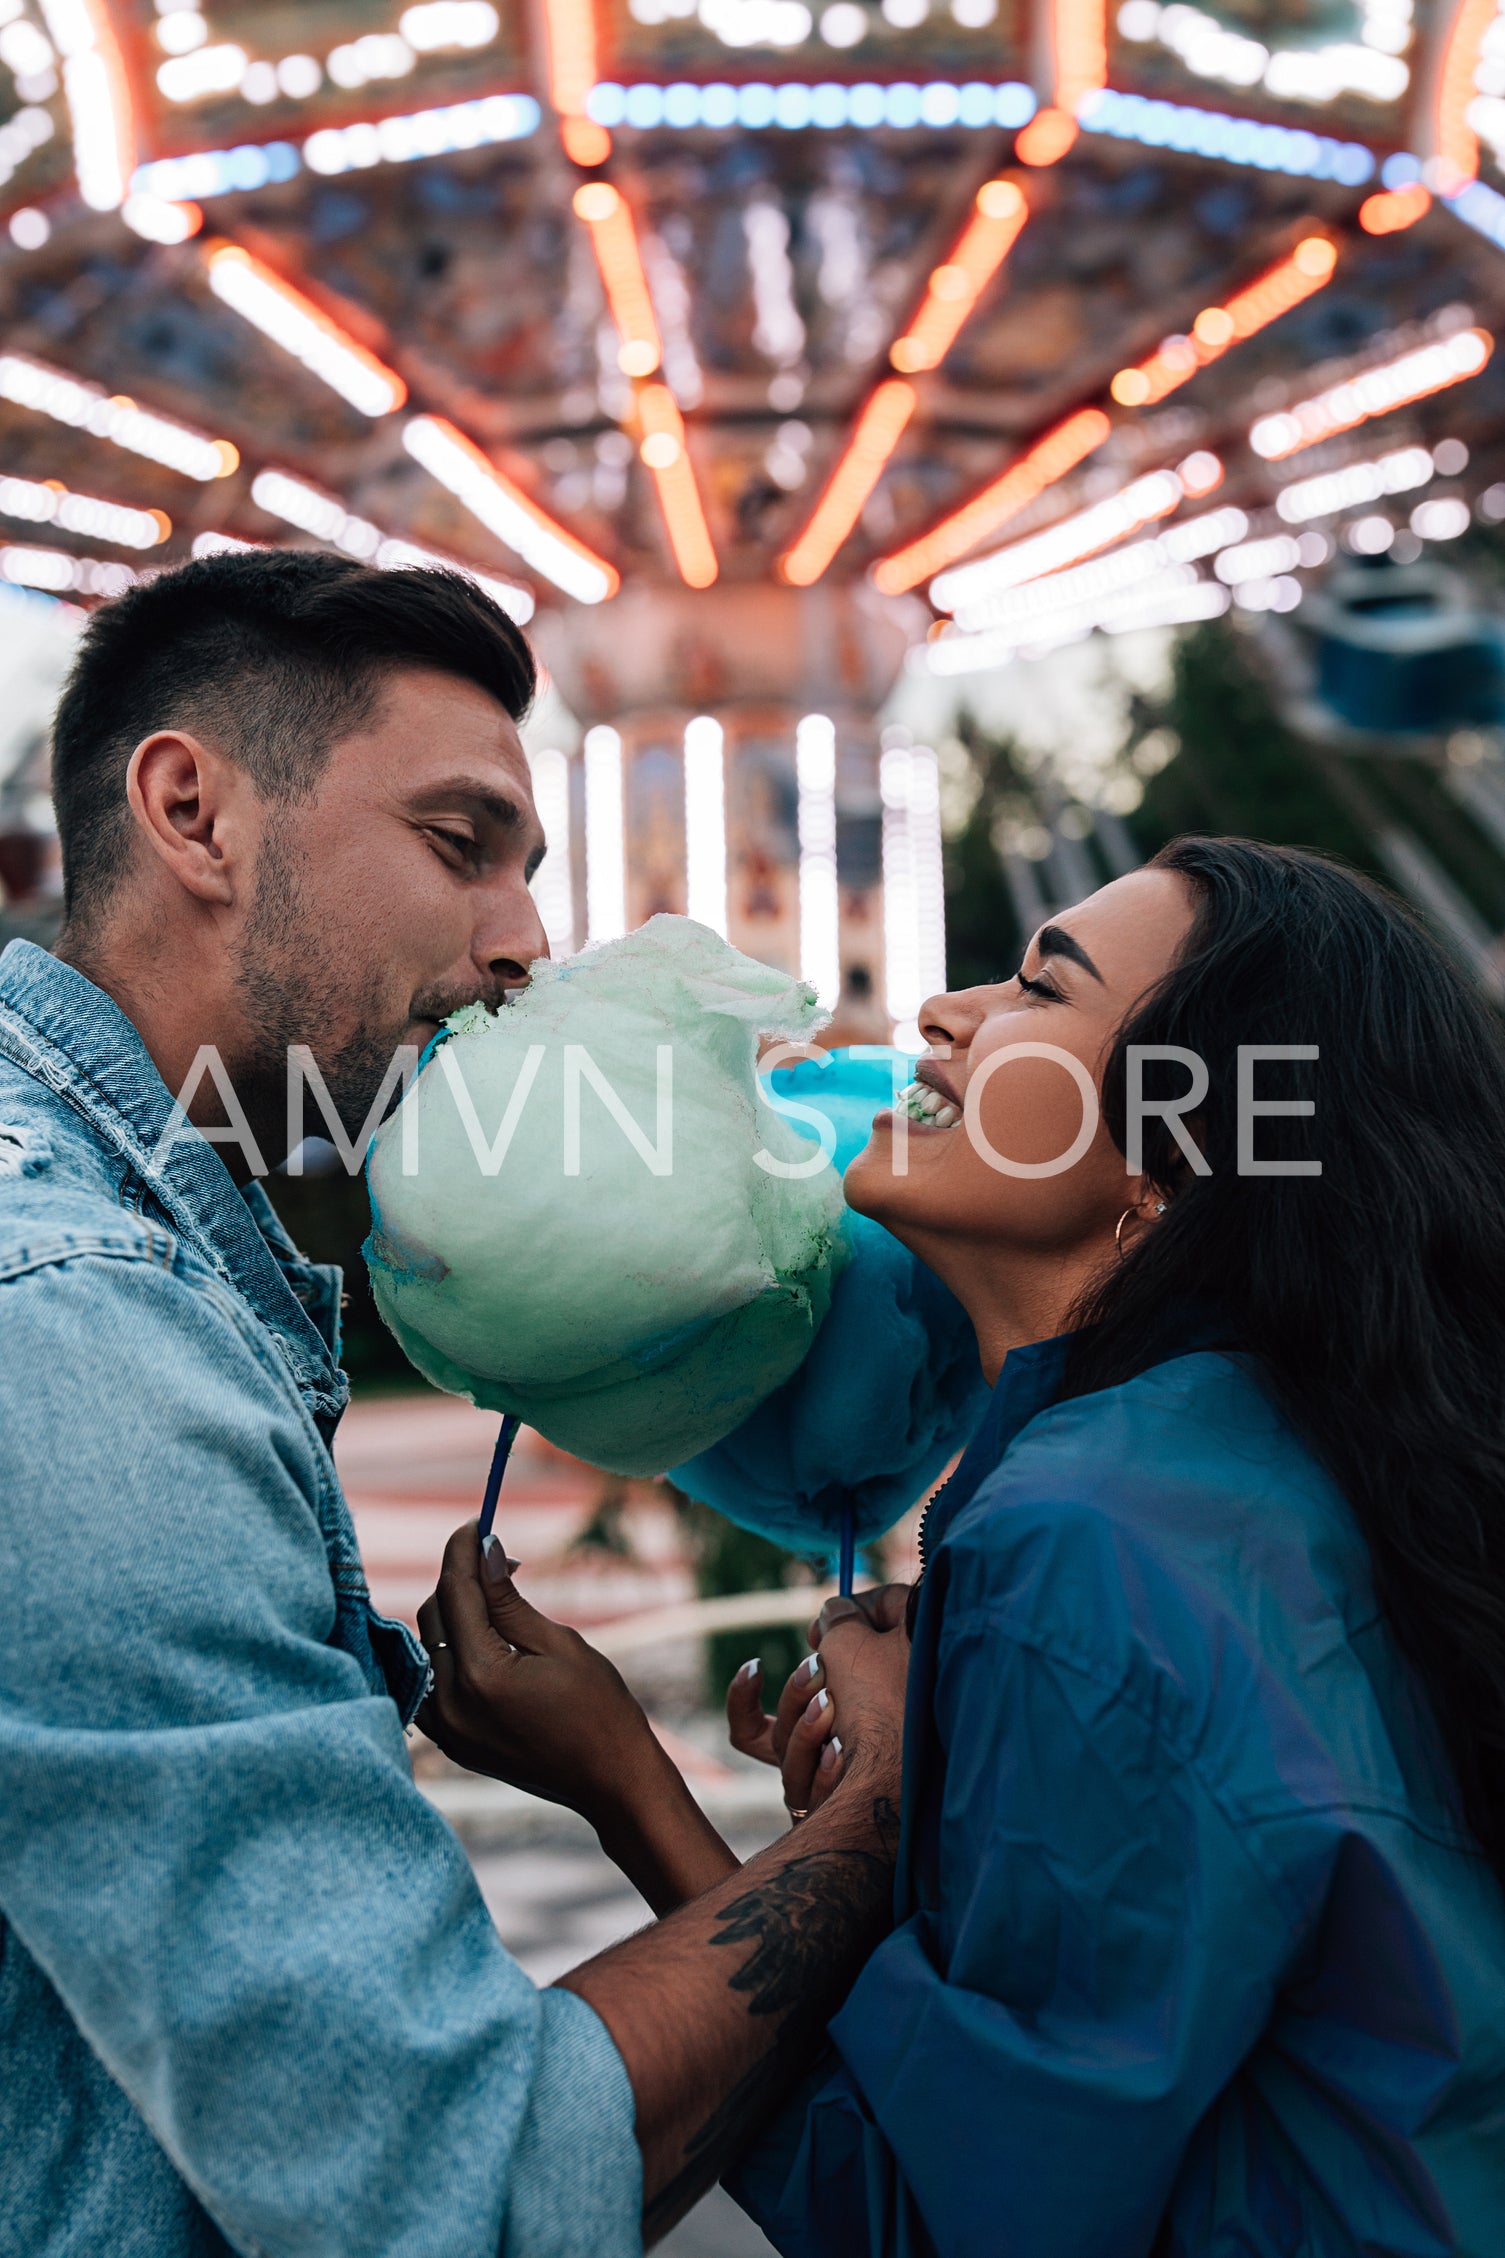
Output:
top-left (412, 778), bottom-right (529, 833)
top-left (1036, 923), bottom-right (1104, 983)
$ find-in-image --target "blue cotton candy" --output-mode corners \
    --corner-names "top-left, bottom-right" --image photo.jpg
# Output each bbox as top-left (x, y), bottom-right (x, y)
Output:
top-left (670, 1050), bottom-right (989, 1558)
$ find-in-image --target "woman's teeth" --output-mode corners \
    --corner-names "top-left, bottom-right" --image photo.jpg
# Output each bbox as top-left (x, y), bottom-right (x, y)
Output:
top-left (896, 1080), bottom-right (961, 1129)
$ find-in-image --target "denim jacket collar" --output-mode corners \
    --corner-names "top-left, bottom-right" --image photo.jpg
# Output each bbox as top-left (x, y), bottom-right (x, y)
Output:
top-left (0, 939), bottom-right (347, 1426)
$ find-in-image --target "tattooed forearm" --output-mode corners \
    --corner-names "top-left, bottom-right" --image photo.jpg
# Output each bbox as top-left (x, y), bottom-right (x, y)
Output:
top-left (710, 1849), bottom-right (891, 2016)
top-left (562, 1761), bottom-right (903, 2247)
top-left (641, 1811), bottom-right (897, 2232)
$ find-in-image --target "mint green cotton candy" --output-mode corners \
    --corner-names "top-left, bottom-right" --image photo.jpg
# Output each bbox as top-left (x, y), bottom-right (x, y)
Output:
top-left (365, 916), bottom-right (847, 1476)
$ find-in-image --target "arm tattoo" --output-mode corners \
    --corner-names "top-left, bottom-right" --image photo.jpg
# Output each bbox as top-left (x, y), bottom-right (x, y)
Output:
top-left (643, 1809), bottom-right (896, 2237)
top-left (711, 1850), bottom-right (887, 2017)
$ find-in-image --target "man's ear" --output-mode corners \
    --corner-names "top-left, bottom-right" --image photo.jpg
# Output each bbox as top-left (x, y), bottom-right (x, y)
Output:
top-left (125, 731), bottom-right (250, 909)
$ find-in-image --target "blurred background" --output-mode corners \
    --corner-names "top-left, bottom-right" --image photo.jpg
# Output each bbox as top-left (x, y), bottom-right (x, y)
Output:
top-left (5, 0), bottom-right (1505, 2238)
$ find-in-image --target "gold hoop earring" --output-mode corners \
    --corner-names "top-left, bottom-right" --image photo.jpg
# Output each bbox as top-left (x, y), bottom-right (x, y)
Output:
top-left (1115, 1199), bottom-right (1166, 1257)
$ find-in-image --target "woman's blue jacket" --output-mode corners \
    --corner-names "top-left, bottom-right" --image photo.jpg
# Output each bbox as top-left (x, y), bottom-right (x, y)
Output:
top-left (731, 1334), bottom-right (1505, 2255)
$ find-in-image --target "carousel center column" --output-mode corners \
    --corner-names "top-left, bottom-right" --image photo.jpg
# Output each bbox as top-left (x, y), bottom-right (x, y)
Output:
top-left (532, 579), bottom-right (922, 1044)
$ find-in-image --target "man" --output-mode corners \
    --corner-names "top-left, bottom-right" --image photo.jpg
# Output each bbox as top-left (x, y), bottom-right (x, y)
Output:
top-left (0, 550), bottom-right (900, 2257)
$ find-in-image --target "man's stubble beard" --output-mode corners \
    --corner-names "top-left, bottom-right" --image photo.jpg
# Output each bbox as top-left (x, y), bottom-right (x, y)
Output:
top-left (235, 815), bottom-right (418, 1157)
top-left (233, 813), bottom-right (510, 1161)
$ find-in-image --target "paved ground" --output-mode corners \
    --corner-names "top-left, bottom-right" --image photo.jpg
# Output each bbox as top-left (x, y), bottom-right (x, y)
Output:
top-left (472, 1828), bottom-right (781, 2258)
top-left (334, 1392), bottom-right (695, 1632)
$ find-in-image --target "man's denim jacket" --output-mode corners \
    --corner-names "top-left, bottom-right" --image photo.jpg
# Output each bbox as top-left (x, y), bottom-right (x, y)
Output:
top-left (0, 940), bottom-right (640, 2258)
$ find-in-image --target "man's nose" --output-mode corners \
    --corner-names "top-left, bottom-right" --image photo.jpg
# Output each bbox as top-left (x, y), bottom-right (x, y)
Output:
top-left (476, 885), bottom-right (548, 993)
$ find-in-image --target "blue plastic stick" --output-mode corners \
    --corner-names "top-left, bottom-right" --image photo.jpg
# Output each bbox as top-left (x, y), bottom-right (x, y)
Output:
top-left (838, 1498), bottom-right (856, 1598)
top-left (478, 1414), bottom-right (521, 1543)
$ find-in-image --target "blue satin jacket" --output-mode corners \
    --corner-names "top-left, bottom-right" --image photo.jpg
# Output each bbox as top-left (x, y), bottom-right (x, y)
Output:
top-left (731, 1336), bottom-right (1505, 2256)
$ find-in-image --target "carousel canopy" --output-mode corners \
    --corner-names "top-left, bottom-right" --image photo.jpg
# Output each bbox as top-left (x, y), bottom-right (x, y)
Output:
top-left (0, 0), bottom-right (1497, 633)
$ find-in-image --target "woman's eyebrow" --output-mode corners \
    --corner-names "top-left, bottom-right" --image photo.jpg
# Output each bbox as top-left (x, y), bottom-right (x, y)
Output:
top-left (1037, 923), bottom-right (1105, 983)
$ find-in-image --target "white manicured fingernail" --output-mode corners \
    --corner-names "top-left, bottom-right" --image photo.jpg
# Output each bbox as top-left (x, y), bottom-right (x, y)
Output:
top-left (804, 1688), bottom-right (829, 1722)
top-left (801, 1654), bottom-right (821, 1681)
top-left (819, 1737), bottom-right (842, 1772)
top-left (739, 1657), bottom-right (760, 1681)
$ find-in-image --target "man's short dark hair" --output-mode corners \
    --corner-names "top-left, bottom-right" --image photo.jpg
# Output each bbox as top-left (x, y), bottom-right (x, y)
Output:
top-left (51, 546), bottom-right (537, 923)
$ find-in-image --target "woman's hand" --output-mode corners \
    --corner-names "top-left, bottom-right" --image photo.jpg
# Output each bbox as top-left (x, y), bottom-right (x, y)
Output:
top-left (726, 1583), bottom-right (913, 1826)
top-left (418, 1523), bottom-right (737, 1914)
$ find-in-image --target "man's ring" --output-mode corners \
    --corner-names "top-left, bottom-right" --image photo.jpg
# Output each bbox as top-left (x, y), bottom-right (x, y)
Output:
top-left (786, 1806), bottom-right (809, 1824)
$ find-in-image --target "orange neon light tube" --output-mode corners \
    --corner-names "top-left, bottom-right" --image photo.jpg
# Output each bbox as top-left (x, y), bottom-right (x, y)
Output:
top-left (779, 381), bottom-right (916, 587)
top-left (542, 0), bottom-right (596, 116)
top-left (1110, 236), bottom-right (1336, 408)
top-left (1360, 183), bottom-right (1431, 234)
top-left (1053, 0), bottom-right (1108, 115)
top-left (637, 383), bottom-right (717, 589)
top-left (1437, 0), bottom-right (1495, 191)
top-left (873, 407), bottom-right (1111, 595)
top-left (573, 182), bottom-right (662, 376)
top-left (891, 180), bottom-right (1027, 375)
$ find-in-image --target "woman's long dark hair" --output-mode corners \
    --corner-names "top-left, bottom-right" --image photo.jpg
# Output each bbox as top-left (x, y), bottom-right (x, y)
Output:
top-left (1065, 836), bottom-right (1505, 1888)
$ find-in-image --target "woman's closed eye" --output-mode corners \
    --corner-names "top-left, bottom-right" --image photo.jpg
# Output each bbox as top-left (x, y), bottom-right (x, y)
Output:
top-left (1017, 968), bottom-right (1063, 1002)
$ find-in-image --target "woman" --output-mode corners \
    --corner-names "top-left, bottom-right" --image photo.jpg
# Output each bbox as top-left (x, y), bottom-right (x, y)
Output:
top-left (427, 838), bottom-right (1505, 2253)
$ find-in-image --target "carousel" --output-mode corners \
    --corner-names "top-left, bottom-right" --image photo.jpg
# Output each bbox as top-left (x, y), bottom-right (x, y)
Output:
top-left (0, 0), bottom-right (1503, 1017)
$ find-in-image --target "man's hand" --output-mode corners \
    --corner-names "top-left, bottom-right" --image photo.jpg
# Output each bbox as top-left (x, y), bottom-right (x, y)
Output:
top-left (417, 1524), bottom-right (736, 1913)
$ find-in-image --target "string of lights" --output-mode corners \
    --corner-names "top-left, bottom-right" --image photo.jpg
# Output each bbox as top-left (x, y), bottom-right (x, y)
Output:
top-left (1109, 237), bottom-right (1337, 407)
top-left (1358, 180), bottom-right (1430, 232)
top-left (527, 745), bottom-right (577, 956)
top-left (132, 93), bottom-right (539, 202)
top-left (1436, 0), bottom-right (1495, 189)
top-left (880, 737), bottom-right (945, 1052)
top-left (1248, 327), bottom-right (1493, 457)
top-left (923, 569), bottom-right (1229, 673)
top-left (636, 384), bottom-right (719, 589)
top-left (572, 182), bottom-right (663, 377)
top-left (403, 414), bottom-right (619, 604)
top-left (0, 472), bottom-right (168, 550)
top-left (39, 0), bottom-right (133, 212)
top-left (890, 178), bottom-right (1027, 375)
top-left (779, 379), bottom-right (916, 586)
top-left (933, 467), bottom-right (1189, 615)
top-left (1116, 0), bottom-right (1413, 109)
top-left (795, 712), bottom-right (840, 1012)
top-left (935, 501), bottom-right (1247, 638)
top-left (542, 0), bottom-right (611, 164)
top-left (1448, 171), bottom-right (1505, 248)
top-left (0, 353), bottom-right (238, 482)
top-left (585, 78), bottom-right (1036, 130)
top-left (1272, 444), bottom-right (1437, 521)
top-left (872, 407), bottom-right (1111, 595)
top-left (206, 244), bottom-right (409, 417)
top-left (1076, 87), bottom-right (1374, 183)
top-left (0, 542), bottom-right (138, 597)
top-left (1047, 0), bottom-right (1108, 152)
top-left (192, 517), bottom-right (536, 620)
top-left (683, 715), bottom-right (728, 938)
top-left (370, 533), bottom-right (534, 621)
top-left (583, 723), bottom-right (626, 943)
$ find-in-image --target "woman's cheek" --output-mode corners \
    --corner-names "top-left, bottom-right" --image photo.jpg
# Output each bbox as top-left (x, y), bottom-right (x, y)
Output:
top-left (970, 1056), bottom-right (1097, 1175)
